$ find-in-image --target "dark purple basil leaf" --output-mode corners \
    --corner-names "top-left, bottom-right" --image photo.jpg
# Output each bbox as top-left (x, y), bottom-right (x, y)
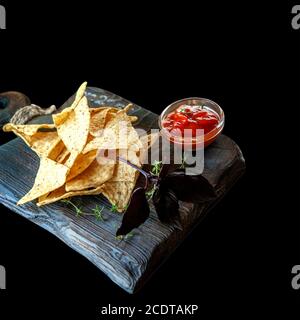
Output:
top-left (116, 187), bottom-right (150, 236)
top-left (159, 163), bottom-right (172, 179)
top-left (152, 183), bottom-right (179, 222)
top-left (164, 171), bottom-right (217, 203)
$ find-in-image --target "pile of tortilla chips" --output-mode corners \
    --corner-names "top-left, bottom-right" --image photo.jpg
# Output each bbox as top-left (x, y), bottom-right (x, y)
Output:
top-left (3, 82), bottom-right (145, 212)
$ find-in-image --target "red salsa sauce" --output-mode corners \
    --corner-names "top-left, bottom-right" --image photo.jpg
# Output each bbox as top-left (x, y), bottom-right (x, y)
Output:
top-left (162, 104), bottom-right (220, 138)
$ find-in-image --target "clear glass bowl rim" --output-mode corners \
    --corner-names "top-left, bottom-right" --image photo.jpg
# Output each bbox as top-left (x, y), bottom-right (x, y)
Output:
top-left (158, 97), bottom-right (225, 143)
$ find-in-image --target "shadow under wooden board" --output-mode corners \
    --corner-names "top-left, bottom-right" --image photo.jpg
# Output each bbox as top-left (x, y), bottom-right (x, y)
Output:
top-left (0, 87), bottom-right (245, 293)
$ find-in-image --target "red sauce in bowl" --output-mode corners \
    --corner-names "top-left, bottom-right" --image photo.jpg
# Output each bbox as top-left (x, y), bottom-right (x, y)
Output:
top-left (160, 98), bottom-right (225, 149)
top-left (162, 104), bottom-right (220, 137)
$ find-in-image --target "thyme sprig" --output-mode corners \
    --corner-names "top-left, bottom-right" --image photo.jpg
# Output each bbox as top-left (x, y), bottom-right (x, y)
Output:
top-left (151, 160), bottom-right (163, 176)
top-left (146, 184), bottom-right (158, 200)
top-left (61, 199), bottom-right (83, 217)
top-left (116, 231), bottom-right (135, 241)
top-left (61, 199), bottom-right (105, 221)
top-left (110, 203), bottom-right (118, 213)
top-left (92, 204), bottom-right (105, 221)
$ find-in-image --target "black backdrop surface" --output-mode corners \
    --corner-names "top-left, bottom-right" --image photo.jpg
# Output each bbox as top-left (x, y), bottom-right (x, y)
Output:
top-left (0, 1), bottom-right (299, 318)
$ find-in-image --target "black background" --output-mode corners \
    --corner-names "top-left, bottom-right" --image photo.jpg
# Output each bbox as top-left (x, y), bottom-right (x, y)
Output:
top-left (0, 1), bottom-right (299, 318)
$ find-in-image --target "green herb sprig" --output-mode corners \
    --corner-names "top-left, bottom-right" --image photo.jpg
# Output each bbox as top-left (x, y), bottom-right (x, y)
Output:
top-left (116, 231), bottom-right (135, 241)
top-left (151, 160), bottom-right (162, 176)
top-left (92, 204), bottom-right (105, 221)
top-left (61, 199), bottom-right (83, 217)
top-left (61, 199), bottom-right (105, 221)
top-left (110, 203), bottom-right (118, 213)
top-left (146, 184), bottom-right (158, 200)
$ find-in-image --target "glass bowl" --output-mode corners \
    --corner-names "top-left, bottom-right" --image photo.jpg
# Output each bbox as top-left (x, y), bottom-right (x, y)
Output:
top-left (158, 97), bottom-right (225, 149)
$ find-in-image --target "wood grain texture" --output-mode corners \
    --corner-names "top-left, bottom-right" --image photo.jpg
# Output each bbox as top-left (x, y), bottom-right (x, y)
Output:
top-left (0, 87), bottom-right (245, 293)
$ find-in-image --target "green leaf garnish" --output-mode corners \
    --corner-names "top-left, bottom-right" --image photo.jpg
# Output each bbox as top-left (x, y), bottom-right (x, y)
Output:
top-left (62, 199), bottom-right (107, 221)
top-left (146, 184), bottom-right (158, 200)
top-left (151, 160), bottom-right (162, 176)
top-left (110, 203), bottom-right (118, 213)
top-left (116, 231), bottom-right (135, 241)
top-left (125, 232), bottom-right (135, 239)
top-left (92, 205), bottom-right (105, 221)
top-left (61, 199), bottom-right (83, 217)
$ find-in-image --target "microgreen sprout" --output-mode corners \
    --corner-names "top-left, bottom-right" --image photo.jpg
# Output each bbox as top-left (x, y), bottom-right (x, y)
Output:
top-left (110, 203), bottom-right (118, 213)
top-left (146, 184), bottom-right (158, 200)
top-left (61, 199), bottom-right (106, 221)
top-left (61, 199), bottom-right (83, 217)
top-left (92, 205), bottom-right (105, 221)
top-left (151, 160), bottom-right (162, 176)
top-left (125, 232), bottom-right (135, 239)
top-left (116, 231), bottom-right (135, 241)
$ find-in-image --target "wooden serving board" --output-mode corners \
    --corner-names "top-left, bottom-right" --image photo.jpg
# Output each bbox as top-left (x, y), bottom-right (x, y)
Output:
top-left (0, 87), bottom-right (245, 293)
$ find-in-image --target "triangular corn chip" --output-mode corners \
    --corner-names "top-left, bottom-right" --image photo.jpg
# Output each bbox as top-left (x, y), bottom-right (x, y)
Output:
top-left (65, 156), bottom-right (115, 192)
top-left (55, 147), bottom-right (70, 164)
top-left (66, 150), bottom-right (97, 181)
top-left (102, 181), bottom-right (136, 212)
top-left (108, 149), bottom-right (140, 182)
top-left (101, 149), bottom-right (140, 212)
top-left (3, 123), bottom-right (55, 137)
top-left (89, 108), bottom-right (111, 137)
top-left (53, 95), bottom-right (90, 154)
top-left (18, 157), bottom-right (69, 205)
top-left (52, 82), bottom-right (87, 126)
top-left (37, 185), bottom-right (103, 206)
top-left (6, 83), bottom-right (145, 210)
top-left (83, 111), bottom-right (142, 154)
top-left (3, 123), bottom-right (62, 159)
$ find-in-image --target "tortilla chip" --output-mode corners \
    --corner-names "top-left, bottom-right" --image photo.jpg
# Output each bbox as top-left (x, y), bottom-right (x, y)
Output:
top-left (106, 113), bottom-right (137, 124)
top-left (37, 185), bottom-right (104, 206)
top-left (65, 156), bottom-right (115, 192)
top-left (56, 147), bottom-right (70, 164)
top-left (83, 111), bottom-right (142, 154)
top-left (128, 115), bottom-right (138, 123)
top-left (52, 82), bottom-right (87, 127)
top-left (18, 157), bottom-right (69, 205)
top-left (5, 83), bottom-right (143, 209)
top-left (47, 140), bottom-right (65, 161)
top-left (90, 106), bottom-right (137, 123)
top-left (66, 150), bottom-right (97, 181)
top-left (108, 149), bottom-right (140, 182)
top-left (89, 108), bottom-right (111, 137)
top-left (3, 123), bottom-right (64, 159)
top-left (2, 123), bottom-right (56, 149)
top-left (3, 123), bottom-right (56, 136)
top-left (53, 95), bottom-right (90, 154)
top-left (121, 103), bottom-right (133, 113)
top-left (102, 181), bottom-right (136, 212)
top-left (30, 133), bottom-right (63, 159)
top-left (101, 149), bottom-right (140, 212)
top-left (90, 106), bottom-right (116, 114)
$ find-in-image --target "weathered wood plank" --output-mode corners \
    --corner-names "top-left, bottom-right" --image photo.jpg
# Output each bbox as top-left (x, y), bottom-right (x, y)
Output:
top-left (0, 87), bottom-right (245, 293)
